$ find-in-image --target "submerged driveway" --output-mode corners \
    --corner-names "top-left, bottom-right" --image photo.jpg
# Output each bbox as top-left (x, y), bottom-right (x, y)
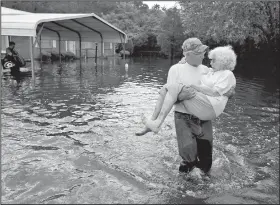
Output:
top-left (1, 59), bottom-right (279, 204)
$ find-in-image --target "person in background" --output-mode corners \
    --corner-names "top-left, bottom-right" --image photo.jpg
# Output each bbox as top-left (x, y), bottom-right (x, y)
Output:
top-left (6, 41), bottom-right (19, 57)
top-left (5, 41), bottom-right (21, 81)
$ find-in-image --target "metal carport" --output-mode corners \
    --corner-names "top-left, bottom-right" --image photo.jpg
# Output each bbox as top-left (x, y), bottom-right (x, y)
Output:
top-left (1, 7), bottom-right (127, 81)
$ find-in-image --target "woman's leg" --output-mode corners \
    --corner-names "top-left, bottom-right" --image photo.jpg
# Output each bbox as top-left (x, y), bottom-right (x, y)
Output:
top-left (182, 92), bottom-right (216, 121)
top-left (135, 85), bottom-right (168, 136)
top-left (151, 85), bottom-right (168, 120)
top-left (143, 84), bottom-right (182, 133)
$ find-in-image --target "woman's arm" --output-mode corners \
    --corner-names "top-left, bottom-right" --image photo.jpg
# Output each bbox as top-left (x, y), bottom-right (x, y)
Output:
top-left (191, 84), bottom-right (221, 97)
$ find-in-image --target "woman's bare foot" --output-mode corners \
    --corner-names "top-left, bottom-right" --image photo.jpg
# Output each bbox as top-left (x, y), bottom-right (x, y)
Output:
top-left (142, 115), bottom-right (160, 133)
top-left (135, 114), bottom-right (152, 136)
top-left (135, 127), bottom-right (152, 136)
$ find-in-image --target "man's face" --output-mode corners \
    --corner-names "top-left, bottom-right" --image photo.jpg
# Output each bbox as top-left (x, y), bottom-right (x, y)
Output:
top-left (185, 51), bottom-right (206, 66)
top-left (10, 44), bottom-right (15, 49)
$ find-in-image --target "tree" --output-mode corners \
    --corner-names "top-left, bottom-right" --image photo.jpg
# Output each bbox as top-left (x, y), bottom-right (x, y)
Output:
top-left (101, 2), bottom-right (164, 52)
top-left (179, 1), bottom-right (280, 49)
top-left (179, 1), bottom-right (279, 72)
top-left (1, 0), bottom-right (118, 14)
top-left (157, 7), bottom-right (185, 59)
top-left (152, 4), bottom-right (160, 11)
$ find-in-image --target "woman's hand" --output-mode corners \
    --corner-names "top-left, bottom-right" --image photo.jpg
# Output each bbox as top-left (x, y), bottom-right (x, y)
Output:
top-left (177, 86), bottom-right (197, 101)
top-left (190, 84), bottom-right (201, 92)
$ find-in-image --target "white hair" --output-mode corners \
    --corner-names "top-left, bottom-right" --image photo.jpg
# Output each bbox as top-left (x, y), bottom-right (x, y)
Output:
top-left (208, 45), bottom-right (237, 71)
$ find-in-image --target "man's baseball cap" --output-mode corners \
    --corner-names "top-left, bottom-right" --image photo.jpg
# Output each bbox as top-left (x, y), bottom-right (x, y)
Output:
top-left (182, 38), bottom-right (208, 53)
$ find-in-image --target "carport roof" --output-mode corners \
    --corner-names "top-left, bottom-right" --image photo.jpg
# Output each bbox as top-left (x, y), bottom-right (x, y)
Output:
top-left (1, 7), bottom-right (127, 43)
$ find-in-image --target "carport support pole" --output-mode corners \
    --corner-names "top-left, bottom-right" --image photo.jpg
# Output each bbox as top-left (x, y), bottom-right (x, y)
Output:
top-left (112, 43), bottom-right (115, 56)
top-left (123, 42), bottom-right (126, 61)
top-left (79, 39), bottom-right (82, 60)
top-left (59, 39), bottom-right (61, 63)
top-left (30, 36), bottom-right (35, 83)
top-left (95, 43), bottom-right (98, 65)
top-left (51, 21), bottom-right (81, 63)
top-left (39, 35), bottom-right (42, 62)
top-left (101, 41), bottom-right (104, 58)
top-left (79, 40), bottom-right (82, 70)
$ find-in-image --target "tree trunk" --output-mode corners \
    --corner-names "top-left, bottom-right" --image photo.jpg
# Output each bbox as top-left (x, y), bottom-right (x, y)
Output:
top-left (171, 44), bottom-right (174, 60)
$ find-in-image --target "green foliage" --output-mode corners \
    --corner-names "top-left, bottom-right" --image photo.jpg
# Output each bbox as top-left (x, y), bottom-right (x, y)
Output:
top-left (157, 7), bottom-right (185, 57)
top-left (178, 1), bottom-right (279, 71)
top-left (101, 2), bottom-right (165, 53)
top-left (179, 1), bottom-right (280, 49)
top-left (1, 1), bottom-right (118, 14)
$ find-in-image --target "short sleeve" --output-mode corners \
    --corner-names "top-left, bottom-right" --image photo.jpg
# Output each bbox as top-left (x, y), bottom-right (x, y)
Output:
top-left (167, 65), bottom-right (178, 85)
top-left (213, 71), bottom-right (236, 95)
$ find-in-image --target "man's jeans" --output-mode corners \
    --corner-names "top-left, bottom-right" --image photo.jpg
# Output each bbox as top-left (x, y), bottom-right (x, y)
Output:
top-left (174, 111), bottom-right (213, 173)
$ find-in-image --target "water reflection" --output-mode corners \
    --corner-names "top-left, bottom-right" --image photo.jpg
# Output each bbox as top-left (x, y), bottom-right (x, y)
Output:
top-left (1, 57), bottom-right (279, 204)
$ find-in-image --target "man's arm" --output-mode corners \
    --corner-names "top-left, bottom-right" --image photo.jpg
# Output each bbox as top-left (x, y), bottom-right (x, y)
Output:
top-left (223, 86), bottom-right (235, 99)
top-left (179, 84), bottom-right (235, 100)
top-left (191, 83), bottom-right (236, 98)
top-left (177, 86), bottom-right (197, 101)
top-left (166, 65), bottom-right (178, 85)
top-left (191, 84), bottom-right (221, 97)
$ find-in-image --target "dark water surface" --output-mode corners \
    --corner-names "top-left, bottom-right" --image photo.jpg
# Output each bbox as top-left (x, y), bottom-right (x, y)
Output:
top-left (1, 57), bottom-right (279, 204)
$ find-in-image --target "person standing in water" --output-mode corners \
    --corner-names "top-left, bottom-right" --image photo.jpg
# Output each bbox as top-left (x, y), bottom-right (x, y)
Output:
top-left (5, 41), bottom-right (21, 81)
top-left (136, 38), bottom-right (236, 175)
top-left (140, 45), bottom-right (237, 133)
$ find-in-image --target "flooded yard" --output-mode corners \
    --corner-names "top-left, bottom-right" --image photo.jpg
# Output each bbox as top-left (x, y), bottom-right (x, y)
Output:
top-left (1, 57), bottom-right (279, 204)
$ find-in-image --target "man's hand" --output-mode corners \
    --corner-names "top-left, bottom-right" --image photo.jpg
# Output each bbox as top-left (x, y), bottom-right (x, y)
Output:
top-left (178, 57), bottom-right (187, 64)
top-left (177, 85), bottom-right (197, 101)
top-left (223, 86), bottom-right (235, 99)
top-left (13, 50), bottom-right (19, 55)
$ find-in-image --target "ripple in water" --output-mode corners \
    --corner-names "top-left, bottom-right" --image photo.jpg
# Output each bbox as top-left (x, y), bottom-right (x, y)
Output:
top-left (1, 59), bottom-right (279, 204)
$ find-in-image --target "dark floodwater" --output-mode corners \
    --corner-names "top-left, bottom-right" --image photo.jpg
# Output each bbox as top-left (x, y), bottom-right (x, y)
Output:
top-left (1, 57), bottom-right (279, 204)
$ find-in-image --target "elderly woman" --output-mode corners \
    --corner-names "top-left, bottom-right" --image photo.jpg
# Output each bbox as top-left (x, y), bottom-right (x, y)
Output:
top-left (138, 45), bottom-right (237, 134)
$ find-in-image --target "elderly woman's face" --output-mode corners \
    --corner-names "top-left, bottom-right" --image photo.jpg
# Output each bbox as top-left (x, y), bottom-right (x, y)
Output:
top-left (210, 57), bottom-right (219, 70)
